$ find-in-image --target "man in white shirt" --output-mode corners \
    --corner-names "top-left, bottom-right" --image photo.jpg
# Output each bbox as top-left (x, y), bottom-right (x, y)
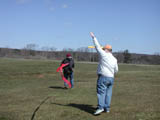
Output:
top-left (90, 32), bottom-right (118, 115)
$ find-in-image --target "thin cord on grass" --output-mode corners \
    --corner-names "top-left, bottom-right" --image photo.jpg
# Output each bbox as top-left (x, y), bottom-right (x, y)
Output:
top-left (30, 96), bottom-right (51, 120)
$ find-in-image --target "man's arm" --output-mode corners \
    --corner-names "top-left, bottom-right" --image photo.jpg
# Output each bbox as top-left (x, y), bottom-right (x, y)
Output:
top-left (90, 32), bottom-right (101, 48)
top-left (114, 62), bottom-right (118, 74)
top-left (90, 32), bottom-right (106, 55)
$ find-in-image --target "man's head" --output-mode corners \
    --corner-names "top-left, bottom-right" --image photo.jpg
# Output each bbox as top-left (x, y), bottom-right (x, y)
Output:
top-left (103, 45), bottom-right (112, 52)
top-left (66, 53), bottom-right (72, 58)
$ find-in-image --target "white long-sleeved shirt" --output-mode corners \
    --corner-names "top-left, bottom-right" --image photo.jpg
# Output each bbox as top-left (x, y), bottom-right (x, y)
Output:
top-left (93, 37), bottom-right (118, 78)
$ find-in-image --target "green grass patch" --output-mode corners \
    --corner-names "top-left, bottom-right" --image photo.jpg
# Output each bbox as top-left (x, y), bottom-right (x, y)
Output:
top-left (0, 58), bottom-right (160, 120)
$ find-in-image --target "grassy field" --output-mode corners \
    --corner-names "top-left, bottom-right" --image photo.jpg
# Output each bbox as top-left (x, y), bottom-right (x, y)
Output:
top-left (0, 58), bottom-right (160, 120)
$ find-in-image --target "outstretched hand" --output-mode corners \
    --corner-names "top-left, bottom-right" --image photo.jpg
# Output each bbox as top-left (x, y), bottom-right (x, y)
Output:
top-left (90, 32), bottom-right (95, 39)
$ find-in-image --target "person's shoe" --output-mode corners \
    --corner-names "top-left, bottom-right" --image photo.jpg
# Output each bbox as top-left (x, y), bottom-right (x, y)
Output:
top-left (106, 110), bottom-right (110, 113)
top-left (94, 109), bottom-right (104, 115)
top-left (104, 108), bottom-right (110, 113)
top-left (64, 86), bottom-right (68, 89)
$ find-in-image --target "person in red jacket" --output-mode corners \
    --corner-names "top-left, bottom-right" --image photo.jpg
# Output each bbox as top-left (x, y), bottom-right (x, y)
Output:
top-left (61, 53), bottom-right (74, 88)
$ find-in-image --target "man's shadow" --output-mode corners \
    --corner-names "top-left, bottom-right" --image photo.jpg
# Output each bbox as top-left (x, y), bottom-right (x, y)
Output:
top-left (49, 86), bottom-right (65, 89)
top-left (52, 103), bottom-right (96, 115)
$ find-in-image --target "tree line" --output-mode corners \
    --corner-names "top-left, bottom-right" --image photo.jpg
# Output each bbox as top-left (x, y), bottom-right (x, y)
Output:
top-left (0, 45), bottom-right (160, 65)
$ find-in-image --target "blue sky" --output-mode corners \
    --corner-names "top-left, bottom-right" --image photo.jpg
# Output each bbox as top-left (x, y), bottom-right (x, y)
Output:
top-left (0, 0), bottom-right (160, 54)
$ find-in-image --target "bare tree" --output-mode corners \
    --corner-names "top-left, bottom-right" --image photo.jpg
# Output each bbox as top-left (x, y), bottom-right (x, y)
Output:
top-left (114, 51), bottom-right (124, 63)
top-left (75, 47), bottom-right (91, 61)
top-left (49, 46), bottom-right (57, 51)
top-left (41, 46), bottom-right (50, 51)
top-left (23, 44), bottom-right (38, 56)
top-left (123, 49), bottom-right (132, 63)
top-left (63, 48), bottom-right (74, 52)
top-left (25, 44), bottom-right (38, 50)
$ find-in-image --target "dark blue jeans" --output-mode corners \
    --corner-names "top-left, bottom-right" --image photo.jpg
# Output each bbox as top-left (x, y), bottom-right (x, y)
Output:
top-left (64, 72), bottom-right (74, 88)
top-left (97, 75), bottom-right (114, 111)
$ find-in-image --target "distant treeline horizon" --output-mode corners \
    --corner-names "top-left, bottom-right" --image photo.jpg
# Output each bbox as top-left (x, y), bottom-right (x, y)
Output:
top-left (0, 47), bottom-right (160, 65)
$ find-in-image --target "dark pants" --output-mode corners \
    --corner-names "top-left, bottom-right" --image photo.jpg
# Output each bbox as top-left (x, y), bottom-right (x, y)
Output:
top-left (64, 72), bottom-right (74, 88)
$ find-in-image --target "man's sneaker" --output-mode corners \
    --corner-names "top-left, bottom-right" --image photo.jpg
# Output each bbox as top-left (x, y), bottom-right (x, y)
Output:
top-left (106, 110), bottom-right (110, 113)
top-left (94, 109), bottom-right (104, 115)
top-left (104, 108), bottom-right (110, 113)
top-left (104, 110), bottom-right (110, 113)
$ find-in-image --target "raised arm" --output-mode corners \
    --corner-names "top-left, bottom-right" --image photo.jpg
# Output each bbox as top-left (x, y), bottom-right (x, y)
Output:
top-left (90, 32), bottom-right (106, 55)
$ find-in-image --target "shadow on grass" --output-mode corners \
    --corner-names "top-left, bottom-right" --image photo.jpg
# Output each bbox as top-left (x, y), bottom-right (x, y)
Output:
top-left (68, 103), bottom-right (96, 114)
top-left (52, 103), bottom-right (96, 115)
top-left (49, 86), bottom-right (66, 89)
